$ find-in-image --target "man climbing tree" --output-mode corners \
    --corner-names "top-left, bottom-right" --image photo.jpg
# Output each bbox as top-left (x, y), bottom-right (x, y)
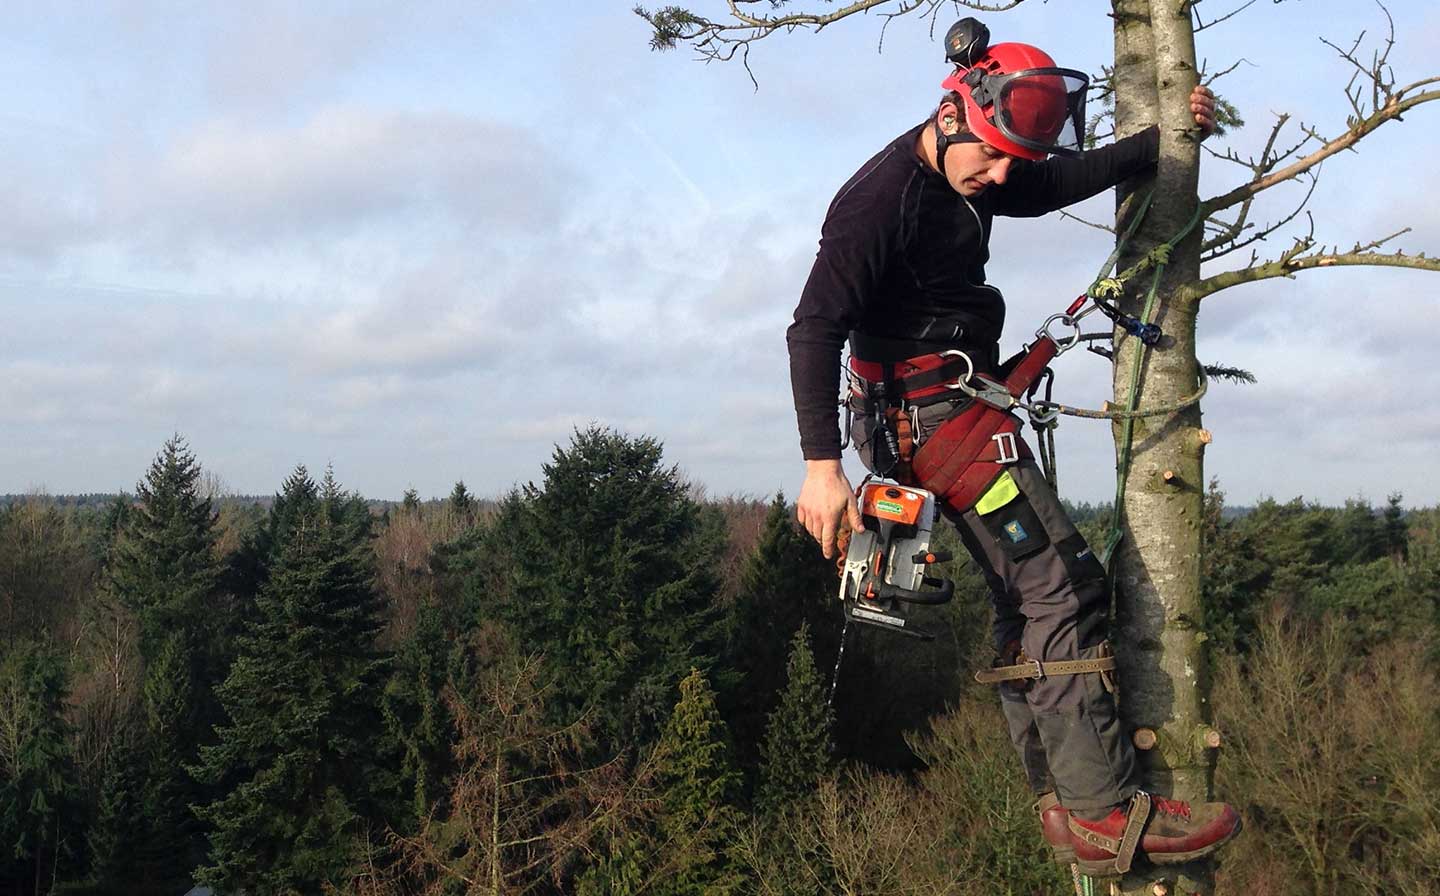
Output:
top-left (780, 18), bottom-right (1237, 877)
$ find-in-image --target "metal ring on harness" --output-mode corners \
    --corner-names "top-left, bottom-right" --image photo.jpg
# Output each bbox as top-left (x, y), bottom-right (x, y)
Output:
top-left (1028, 402), bottom-right (1060, 427)
top-left (937, 349), bottom-right (977, 391)
top-left (1036, 314), bottom-right (1081, 353)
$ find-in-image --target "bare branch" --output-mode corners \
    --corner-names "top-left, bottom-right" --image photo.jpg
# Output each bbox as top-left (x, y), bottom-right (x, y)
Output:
top-left (637, 0), bottom-right (1030, 65)
top-left (1193, 0), bottom-right (1260, 33)
top-left (1201, 113), bottom-right (1296, 250)
top-left (1202, 170), bottom-right (1319, 263)
top-left (1201, 57), bottom-right (1252, 84)
top-left (1203, 86), bottom-right (1440, 216)
top-left (1186, 239), bottom-right (1440, 303)
top-left (1059, 209), bottom-right (1116, 234)
top-left (1204, 4), bottom-right (1438, 216)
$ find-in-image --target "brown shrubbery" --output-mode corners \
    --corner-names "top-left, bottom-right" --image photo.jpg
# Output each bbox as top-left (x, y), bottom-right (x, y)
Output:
top-left (1214, 609), bottom-right (1440, 895)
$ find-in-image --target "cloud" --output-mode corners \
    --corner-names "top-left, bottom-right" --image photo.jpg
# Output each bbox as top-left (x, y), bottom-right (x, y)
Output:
top-left (200, 4), bottom-right (387, 111)
top-left (99, 106), bottom-right (565, 251)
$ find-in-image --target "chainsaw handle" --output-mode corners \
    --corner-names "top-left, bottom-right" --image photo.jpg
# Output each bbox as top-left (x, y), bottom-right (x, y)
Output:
top-left (874, 576), bottom-right (954, 606)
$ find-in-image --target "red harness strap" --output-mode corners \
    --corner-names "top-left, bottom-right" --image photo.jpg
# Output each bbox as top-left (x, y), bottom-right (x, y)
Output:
top-left (847, 353), bottom-right (977, 405)
top-left (910, 336), bottom-right (1060, 512)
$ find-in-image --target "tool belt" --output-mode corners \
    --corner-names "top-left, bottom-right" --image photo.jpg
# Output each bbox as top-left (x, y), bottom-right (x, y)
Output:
top-left (848, 329), bottom-right (1061, 512)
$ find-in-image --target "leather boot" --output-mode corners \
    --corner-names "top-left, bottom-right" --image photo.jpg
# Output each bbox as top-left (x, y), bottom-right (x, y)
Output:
top-left (1034, 791), bottom-right (1075, 864)
top-left (1067, 791), bottom-right (1241, 876)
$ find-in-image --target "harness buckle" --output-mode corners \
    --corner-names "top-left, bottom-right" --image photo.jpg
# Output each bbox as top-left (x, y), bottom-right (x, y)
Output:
top-left (992, 431), bottom-right (1020, 464)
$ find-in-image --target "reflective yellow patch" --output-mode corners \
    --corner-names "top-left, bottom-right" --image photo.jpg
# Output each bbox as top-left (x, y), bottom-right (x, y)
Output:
top-left (974, 470), bottom-right (1020, 515)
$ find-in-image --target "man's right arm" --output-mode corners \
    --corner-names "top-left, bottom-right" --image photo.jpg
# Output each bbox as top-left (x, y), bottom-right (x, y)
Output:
top-left (787, 155), bottom-right (902, 460)
top-left (787, 154), bottom-right (903, 553)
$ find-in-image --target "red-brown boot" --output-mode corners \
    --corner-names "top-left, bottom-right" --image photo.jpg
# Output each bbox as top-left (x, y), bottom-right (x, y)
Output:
top-left (1034, 792), bottom-right (1075, 864)
top-left (1067, 791), bottom-right (1241, 876)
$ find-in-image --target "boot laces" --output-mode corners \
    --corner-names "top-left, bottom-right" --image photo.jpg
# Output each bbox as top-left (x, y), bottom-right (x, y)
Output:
top-left (1152, 796), bottom-right (1192, 820)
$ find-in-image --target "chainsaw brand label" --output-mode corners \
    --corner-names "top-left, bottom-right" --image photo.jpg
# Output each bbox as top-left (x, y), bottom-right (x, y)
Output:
top-left (876, 499), bottom-right (905, 515)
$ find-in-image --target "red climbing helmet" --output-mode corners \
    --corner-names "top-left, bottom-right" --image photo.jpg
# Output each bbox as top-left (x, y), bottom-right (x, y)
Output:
top-left (940, 27), bottom-right (1088, 161)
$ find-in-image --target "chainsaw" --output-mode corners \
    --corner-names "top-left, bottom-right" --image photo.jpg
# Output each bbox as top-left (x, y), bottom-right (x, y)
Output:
top-left (836, 478), bottom-right (955, 640)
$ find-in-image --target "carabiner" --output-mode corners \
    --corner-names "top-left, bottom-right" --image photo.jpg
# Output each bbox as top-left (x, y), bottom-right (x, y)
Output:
top-left (1036, 314), bottom-right (1082, 353)
top-left (1027, 400), bottom-right (1061, 427)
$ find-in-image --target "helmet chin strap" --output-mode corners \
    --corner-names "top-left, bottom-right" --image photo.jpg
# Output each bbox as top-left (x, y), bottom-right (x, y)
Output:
top-left (933, 119), bottom-right (985, 178)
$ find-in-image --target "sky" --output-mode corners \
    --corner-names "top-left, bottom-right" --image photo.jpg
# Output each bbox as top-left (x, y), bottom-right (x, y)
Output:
top-left (3, 0), bottom-right (1438, 506)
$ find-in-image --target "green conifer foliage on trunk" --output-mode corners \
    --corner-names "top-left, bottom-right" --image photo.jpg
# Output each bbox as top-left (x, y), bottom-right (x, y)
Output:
top-left (193, 466), bottom-right (389, 894)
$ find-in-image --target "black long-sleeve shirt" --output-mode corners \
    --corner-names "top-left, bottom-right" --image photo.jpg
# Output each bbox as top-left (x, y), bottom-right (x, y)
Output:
top-left (788, 122), bottom-right (1160, 460)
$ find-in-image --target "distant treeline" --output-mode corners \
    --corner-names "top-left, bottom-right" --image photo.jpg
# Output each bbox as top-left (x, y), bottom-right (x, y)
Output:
top-left (1, 431), bottom-right (1436, 896)
top-left (0, 491), bottom-right (1268, 522)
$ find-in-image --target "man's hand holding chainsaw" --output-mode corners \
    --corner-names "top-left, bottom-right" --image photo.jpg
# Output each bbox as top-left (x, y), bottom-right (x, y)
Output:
top-left (798, 459), bottom-right (863, 559)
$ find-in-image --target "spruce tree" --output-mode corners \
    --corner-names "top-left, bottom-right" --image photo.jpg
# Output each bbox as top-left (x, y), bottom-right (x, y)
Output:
top-left (108, 435), bottom-right (222, 664)
top-left (722, 494), bottom-right (838, 771)
top-left (0, 639), bottom-right (74, 895)
top-left (479, 426), bottom-right (727, 752)
top-left (83, 744), bottom-right (143, 895)
top-left (193, 466), bottom-right (390, 894)
top-left (101, 434), bottom-right (224, 889)
top-left (448, 479), bottom-right (475, 521)
top-left (651, 668), bottom-right (741, 896)
top-left (379, 601), bottom-right (453, 829)
top-left (1383, 493), bottom-right (1408, 563)
top-left (756, 623), bottom-right (833, 814)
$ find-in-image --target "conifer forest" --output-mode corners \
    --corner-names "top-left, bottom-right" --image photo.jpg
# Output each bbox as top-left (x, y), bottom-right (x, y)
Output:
top-left (3, 430), bottom-right (1439, 896)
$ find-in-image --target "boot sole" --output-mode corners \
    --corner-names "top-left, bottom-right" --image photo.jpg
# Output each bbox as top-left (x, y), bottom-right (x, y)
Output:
top-left (1073, 816), bottom-right (1243, 877)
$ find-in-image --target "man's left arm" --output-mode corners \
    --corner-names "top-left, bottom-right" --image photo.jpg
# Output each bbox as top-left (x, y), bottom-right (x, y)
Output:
top-left (996, 85), bottom-right (1217, 218)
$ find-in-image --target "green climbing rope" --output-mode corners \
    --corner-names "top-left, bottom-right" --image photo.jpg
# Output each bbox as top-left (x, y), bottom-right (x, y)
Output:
top-left (1099, 201), bottom-right (1208, 569)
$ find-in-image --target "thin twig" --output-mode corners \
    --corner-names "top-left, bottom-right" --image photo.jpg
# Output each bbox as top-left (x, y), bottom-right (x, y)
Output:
top-left (1060, 209), bottom-right (1117, 234)
top-left (1194, 0), bottom-right (1260, 33)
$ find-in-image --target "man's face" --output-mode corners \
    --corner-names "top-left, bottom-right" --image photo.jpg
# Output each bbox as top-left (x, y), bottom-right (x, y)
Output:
top-left (944, 138), bottom-right (1016, 197)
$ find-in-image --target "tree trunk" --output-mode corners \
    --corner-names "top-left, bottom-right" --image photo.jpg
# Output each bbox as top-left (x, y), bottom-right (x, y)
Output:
top-left (1111, 1), bottom-right (1215, 893)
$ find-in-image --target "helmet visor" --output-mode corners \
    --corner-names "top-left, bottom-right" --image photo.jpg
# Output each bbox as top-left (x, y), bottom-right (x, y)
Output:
top-left (992, 68), bottom-right (1089, 158)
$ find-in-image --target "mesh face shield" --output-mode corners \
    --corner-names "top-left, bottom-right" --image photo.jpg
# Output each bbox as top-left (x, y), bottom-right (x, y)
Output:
top-left (985, 68), bottom-right (1088, 158)
top-left (944, 64), bottom-right (1090, 160)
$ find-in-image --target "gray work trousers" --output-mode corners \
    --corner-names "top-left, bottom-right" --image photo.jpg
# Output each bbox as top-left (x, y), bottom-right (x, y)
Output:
top-left (853, 398), bottom-right (1136, 811)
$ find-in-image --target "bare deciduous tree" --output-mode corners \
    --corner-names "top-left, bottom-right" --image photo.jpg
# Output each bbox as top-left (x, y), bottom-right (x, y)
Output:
top-left (389, 629), bottom-right (653, 896)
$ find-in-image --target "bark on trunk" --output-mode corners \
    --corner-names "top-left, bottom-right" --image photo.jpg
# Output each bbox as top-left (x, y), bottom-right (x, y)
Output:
top-left (1111, 1), bottom-right (1216, 893)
